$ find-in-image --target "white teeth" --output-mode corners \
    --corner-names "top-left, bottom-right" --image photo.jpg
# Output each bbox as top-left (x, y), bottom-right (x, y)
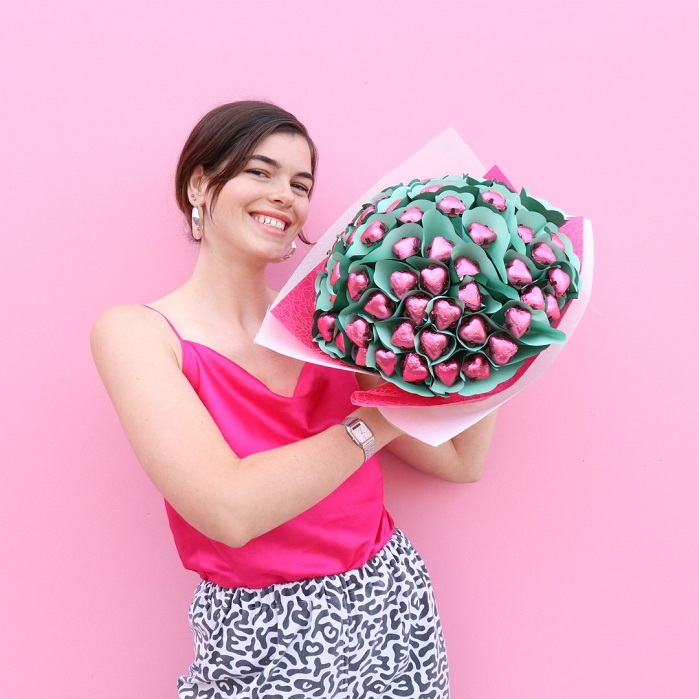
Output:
top-left (253, 214), bottom-right (286, 230)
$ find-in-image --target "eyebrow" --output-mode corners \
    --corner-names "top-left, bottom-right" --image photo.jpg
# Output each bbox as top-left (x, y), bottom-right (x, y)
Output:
top-left (249, 154), bottom-right (315, 184)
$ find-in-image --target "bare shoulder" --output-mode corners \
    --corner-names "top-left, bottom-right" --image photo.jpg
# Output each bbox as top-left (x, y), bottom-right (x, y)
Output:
top-left (91, 303), bottom-right (168, 343)
top-left (91, 304), bottom-right (178, 366)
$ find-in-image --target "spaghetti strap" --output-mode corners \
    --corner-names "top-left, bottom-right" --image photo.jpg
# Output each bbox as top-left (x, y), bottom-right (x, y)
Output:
top-left (141, 304), bottom-right (184, 340)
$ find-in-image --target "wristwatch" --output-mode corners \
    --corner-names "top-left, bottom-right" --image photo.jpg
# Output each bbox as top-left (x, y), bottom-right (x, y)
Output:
top-left (341, 417), bottom-right (376, 462)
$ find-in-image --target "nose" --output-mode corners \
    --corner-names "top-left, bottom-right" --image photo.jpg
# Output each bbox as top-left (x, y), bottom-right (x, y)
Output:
top-left (269, 178), bottom-right (294, 207)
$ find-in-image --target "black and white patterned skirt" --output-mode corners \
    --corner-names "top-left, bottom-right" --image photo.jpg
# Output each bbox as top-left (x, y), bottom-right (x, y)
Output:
top-left (177, 528), bottom-right (449, 698)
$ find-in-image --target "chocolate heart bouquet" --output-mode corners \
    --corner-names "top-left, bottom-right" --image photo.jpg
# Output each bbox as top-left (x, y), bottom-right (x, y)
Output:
top-left (259, 129), bottom-right (592, 443)
top-left (311, 171), bottom-right (581, 397)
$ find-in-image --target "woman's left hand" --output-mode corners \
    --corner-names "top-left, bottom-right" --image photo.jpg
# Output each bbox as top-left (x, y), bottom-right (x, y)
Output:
top-left (355, 372), bottom-right (497, 483)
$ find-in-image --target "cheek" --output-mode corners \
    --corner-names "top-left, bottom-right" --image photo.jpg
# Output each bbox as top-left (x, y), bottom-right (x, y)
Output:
top-left (296, 200), bottom-right (311, 225)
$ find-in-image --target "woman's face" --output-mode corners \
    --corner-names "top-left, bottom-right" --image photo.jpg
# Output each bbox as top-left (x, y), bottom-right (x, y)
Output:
top-left (202, 132), bottom-right (314, 261)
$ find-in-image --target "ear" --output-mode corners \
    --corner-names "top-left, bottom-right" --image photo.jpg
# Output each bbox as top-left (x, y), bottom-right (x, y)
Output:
top-left (188, 166), bottom-right (207, 206)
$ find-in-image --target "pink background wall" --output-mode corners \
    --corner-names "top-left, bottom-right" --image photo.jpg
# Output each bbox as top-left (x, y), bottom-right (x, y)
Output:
top-left (2, 2), bottom-right (697, 697)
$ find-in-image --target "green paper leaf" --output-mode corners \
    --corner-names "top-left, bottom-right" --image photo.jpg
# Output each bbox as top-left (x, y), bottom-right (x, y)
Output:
top-left (420, 208), bottom-right (465, 248)
top-left (520, 188), bottom-right (567, 227)
top-left (407, 176), bottom-right (467, 199)
top-left (375, 185), bottom-right (409, 213)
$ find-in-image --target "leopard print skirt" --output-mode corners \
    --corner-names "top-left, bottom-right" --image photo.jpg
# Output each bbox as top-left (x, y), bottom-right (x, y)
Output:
top-left (177, 528), bottom-right (449, 698)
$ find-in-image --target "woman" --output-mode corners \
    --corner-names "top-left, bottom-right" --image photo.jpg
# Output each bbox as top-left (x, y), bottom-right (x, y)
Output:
top-left (91, 100), bottom-right (496, 698)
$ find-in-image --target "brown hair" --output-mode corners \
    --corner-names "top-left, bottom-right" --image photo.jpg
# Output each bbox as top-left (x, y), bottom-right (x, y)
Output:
top-left (175, 101), bottom-right (318, 243)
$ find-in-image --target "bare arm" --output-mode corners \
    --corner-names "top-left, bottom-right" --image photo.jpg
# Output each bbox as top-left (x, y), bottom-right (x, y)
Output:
top-left (385, 412), bottom-right (497, 482)
top-left (91, 305), bottom-right (401, 548)
top-left (356, 374), bottom-right (497, 483)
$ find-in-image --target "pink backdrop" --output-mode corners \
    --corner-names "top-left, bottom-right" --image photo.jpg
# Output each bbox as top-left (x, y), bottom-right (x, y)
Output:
top-left (2, 2), bottom-right (697, 697)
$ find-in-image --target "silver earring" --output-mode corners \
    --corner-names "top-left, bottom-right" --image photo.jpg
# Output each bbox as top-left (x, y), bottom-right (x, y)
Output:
top-left (191, 205), bottom-right (203, 240)
top-left (280, 240), bottom-right (297, 260)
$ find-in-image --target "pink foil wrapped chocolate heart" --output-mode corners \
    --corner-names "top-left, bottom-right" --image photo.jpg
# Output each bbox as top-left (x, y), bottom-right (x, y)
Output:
top-left (551, 232), bottom-right (565, 250)
top-left (335, 333), bottom-right (346, 353)
top-left (506, 258), bottom-right (533, 287)
top-left (504, 307), bottom-right (531, 339)
top-left (402, 352), bottom-right (429, 382)
top-left (421, 184), bottom-right (442, 193)
top-left (399, 207), bottom-right (424, 223)
top-left (463, 354), bottom-right (491, 380)
top-left (360, 221), bottom-right (388, 245)
top-left (517, 225), bottom-right (534, 244)
top-left (364, 292), bottom-right (394, 319)
top-left (545, 293), bottom-right (561, 322)
top-left (389, 270), bottom-right (418, 299)
top-left (455, 257), bottom-right (480, 278)
top-left (467, 222), bottom-right (497, 246)
top-left (482, 190), bottom-right (507, 210)
top-left (437, 195), bottom-right (467, 217)
top-left (354, 206), bottom-right (375, 227)
top-left (458, 315), bottom-right (488, 345)
top-left (420, 331), bottom-right (449, 361)
top-left (347, 271), bottom-right (369, 301)
top-left (520, 285), bottom-right (545, 310)
top-left (488, 334), bottom-right (518, 365)
top-left (355, 346), bottom-right (368, 366)
top-left (404, 295), bottom-right (430, 325)
top-left (431, 299), bottom-right (462, 330)
top-left (391, 321), bottom-right (416, 349)
top-left (548, 267), bottom-right (571, 297)
top-left (317, 314), bottom-right (336, 342)
top-left (375, 349), bottom-right (397, 376)
top-left (392, 236), bottom-right (421, 260)
top-left (434, 359), bottom-right (460, 386)
top-left (345, 317), bottom-right (371, 347)
top-left (458, 281), bottom-right (482, 311)
top-left (420, 266), bottom-right (448, 295)
top-left (427, 236), bottom-right (454, 262)
top-left (532, 242), bottom-right (556, 265)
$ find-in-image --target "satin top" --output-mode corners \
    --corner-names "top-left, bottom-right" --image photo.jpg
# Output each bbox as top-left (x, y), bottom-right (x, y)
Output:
top-left (151, 309), bottom-right (394, 589)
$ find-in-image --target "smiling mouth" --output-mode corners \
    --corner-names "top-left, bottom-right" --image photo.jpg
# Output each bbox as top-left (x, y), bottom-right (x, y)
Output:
top-left (252, 214), bottom-right (288, 231)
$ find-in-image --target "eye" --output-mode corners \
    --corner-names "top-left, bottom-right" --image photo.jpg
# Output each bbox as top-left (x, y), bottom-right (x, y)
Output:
top-left (246, 168), bottom-right (269, 178)
top-left (292, 182), bottom-right (310, 194)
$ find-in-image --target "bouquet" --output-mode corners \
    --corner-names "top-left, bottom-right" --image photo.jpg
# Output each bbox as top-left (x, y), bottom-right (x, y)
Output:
top-left (256, 129), bottom-right (593, 444)
top-left (312, 170), bottom-right (581, 398)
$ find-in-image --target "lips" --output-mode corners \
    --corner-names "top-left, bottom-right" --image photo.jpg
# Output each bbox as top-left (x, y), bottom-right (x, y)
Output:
top-left (250, 211), bottom-right (292, 233)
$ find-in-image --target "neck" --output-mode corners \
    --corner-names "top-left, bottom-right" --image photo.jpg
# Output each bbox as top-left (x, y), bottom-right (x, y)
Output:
top-left (178, 245), bottom-right (275, 336)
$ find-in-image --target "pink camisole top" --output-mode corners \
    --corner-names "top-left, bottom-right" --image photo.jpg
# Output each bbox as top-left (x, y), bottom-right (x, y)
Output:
top-left (149, 309), bottom-right (394, 589)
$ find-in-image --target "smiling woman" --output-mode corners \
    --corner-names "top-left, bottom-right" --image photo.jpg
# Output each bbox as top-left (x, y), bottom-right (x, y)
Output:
top-left (90, 100), bottom-right (497, 698)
